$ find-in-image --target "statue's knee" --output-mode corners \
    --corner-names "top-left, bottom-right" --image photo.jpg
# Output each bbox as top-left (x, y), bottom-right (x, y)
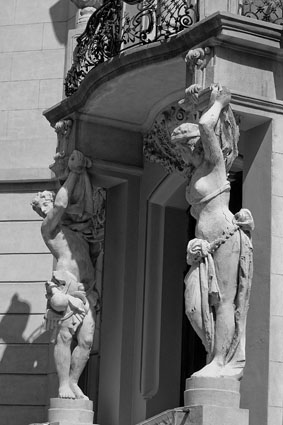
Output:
top-left (57, 327), bottom-right (73, 345)
top-left (79, 334), bottom-right (94, 351)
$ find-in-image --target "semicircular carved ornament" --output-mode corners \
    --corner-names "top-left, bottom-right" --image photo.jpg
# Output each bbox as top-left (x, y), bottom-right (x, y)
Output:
top-left (143, 103), bottom-right (197, 178)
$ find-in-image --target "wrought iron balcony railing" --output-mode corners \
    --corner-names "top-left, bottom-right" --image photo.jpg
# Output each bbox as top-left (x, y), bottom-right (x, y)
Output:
top-left (64, 0), bottom-right (283, 97)
top-left (65, 0), bottom-right (199, 96)
top-left (240, 0), bottom-right (283, 24)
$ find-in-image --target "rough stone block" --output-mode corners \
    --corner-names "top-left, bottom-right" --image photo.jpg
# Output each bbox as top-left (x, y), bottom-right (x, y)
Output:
top-left (6, 109), bottom-right (54, 140)
top-left (270, 274), bottom-right (283, 317)
top-left (268, 361), bottom-right (283, 407)
top-left (48, 399), bottom-right (94, 424)
top-left (0, 0), bottom-right (16, 25)
top-left (0, 343), bottom-right (49, 374)
top-left (0, 253), bottom-right (53, 281)
top-left (0, 110), bottom-right (8, 139)
top-left (272, 195), bottom-right (283, 237)
top-left (0, 138), bottom-right (57, 169)
top-left (272, 117), bottom-right (283, 154)
top-left (39, 79), bottom-right (64, 109)
top-left (15, 0), bottom-right (70, 24)
top-left (184, 377), bottom-right (240, 408)
top-left (1, 405), bottom-right (46, 425)
top-left (0, 222), bottom-right (48, 254)
top-left (0, 53), bottom-right (12, 81)
top-left (11, 50), bottom-right (65, 80)
top-left (271, 236), bottom-right (283, 275)
top-left (0, 81), bottom-right (39, 110)
top-left (0, 282), bottom-right (46, 314)
top-left (0, 374), bottom-right (48, 405)
top-left (268, 406), bottom-right (282, 425)
top-left (0, 313), bottom-right (49, 344)
top-left (0, 24), bottom-right (43, 53)
top-left (272, 152), bottom-right (283, 197)
top-left (0, 193), bottom-right (45, 221)
top-left (270, 316), bottom-right (283, 362)
top-left (43, 23), bottom-right (67, 50)
top-left (178, 405), bottom-right (249, 425)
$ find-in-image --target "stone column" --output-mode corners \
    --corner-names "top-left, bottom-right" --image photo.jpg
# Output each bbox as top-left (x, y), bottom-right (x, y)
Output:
top-left (65, 0), bottom-right (103, 78)
top-left (198, 0), bottom-right (241, 19)
top-left (71, 0), bottom-right (103, 29)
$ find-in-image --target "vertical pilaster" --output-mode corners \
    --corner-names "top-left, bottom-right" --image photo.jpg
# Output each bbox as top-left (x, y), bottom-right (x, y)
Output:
top-left (198, 0), bottom-right (241, 19)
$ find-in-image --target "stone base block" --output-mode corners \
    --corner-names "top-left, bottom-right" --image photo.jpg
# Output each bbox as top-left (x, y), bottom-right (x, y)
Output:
top-left (184, 377), bottom-right (240, 408)
top-left (48, 398), bottom-right (94, 425)
top-left (175, 405), bottom-right (249, 425)
top-left (49, 423), bottom-right (97, 425)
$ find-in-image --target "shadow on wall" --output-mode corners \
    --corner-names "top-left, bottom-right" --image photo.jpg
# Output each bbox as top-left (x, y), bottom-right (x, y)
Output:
top-left (49, 0), bottom-right (76, 45)
top-left (0, 294), bottom-right (53, 424)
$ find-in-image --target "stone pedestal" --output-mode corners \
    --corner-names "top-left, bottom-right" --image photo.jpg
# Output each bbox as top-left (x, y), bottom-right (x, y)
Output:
top-left (48, 398), bottom-right (95, 425)
top-left (182, 377), bottom-right (249, 425)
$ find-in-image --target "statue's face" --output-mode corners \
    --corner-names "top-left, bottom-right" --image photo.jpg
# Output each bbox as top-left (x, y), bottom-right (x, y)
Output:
top-left (49, 154), bottom-right (69, 182)
top-left (32, 192), bottom-right (54, 218)
top-left (175, 136), bottom-right (203, 167)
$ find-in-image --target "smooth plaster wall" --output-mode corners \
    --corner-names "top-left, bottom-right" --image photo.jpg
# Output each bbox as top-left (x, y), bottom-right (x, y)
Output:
top-left (0, 1), bottom-right (76, 423)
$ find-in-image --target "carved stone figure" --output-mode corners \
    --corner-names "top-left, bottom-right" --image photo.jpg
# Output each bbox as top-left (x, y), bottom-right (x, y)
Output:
top-left (171, 84), bottom-right (254, 379)
top-left (32, 150), bottom-right (104, 399)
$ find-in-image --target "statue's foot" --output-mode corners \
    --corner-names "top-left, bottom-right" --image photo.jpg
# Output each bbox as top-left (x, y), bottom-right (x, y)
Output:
top-left (221, 363), bottom-right (243, 380)
top-left (192, 361), bottom-right (243, 380)
top-left (70, 381), bottom-right (89, 400)
top-left (192, 361), bottom-right (224, 378)
top-left (58, 384), bottom-right (76, 399)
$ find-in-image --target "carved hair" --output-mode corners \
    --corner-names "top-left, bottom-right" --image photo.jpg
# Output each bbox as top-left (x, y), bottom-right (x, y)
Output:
top-left (31, 191), bottom-right (55, 211)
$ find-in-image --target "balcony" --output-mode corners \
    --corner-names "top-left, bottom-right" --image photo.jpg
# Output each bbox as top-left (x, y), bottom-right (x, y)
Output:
top-left (64, 0), bottom-right (283, 97)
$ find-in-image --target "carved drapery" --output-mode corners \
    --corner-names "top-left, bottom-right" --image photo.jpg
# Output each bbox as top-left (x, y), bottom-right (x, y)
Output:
top-left (143, 103), bottom-right (197, 177)
top-left (50, 119), bottom-right (106, 243)
top-left (65, 0), bottom-right (199, 96)
top-left (240, 0), bottom-right (283, 24)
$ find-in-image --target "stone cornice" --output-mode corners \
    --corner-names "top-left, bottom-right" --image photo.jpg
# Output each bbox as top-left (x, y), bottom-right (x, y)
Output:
top-left (44, 11), bottom-right (283, 126)
top-left (231, 91), bottom-right (283, 115)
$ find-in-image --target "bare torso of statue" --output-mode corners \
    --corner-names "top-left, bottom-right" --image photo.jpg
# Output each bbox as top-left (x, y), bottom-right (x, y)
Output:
top-left (42, 221), bottom-right (94, 288)
top-left (172, 84), bottom-right (254, 380)
top-left (32, 150), bottom-right (100, 399)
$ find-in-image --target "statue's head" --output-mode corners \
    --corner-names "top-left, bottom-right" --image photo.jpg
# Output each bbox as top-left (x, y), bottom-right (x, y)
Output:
top-left (31, 191), bottom-right (55, 218)
top-left (171, 123), bottom-right (203, 167)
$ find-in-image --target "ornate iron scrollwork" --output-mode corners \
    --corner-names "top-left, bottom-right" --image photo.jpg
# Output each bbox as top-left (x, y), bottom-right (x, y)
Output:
top-left (240, 0), bottom-right (283, 24)
top-left (65, 0), bottom-right (199, 96)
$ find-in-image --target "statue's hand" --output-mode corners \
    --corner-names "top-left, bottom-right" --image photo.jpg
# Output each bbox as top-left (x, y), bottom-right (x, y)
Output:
top-left (186, 84), bottom-right (201, 104)
top-left (68, 150), bottom-right (92, 173)
top-left (210, 83), bottom-right (231, 108)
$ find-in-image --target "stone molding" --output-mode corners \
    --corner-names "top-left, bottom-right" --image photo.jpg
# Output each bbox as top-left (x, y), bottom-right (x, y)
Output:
top-left (44, 11), bottom-right (283, 127)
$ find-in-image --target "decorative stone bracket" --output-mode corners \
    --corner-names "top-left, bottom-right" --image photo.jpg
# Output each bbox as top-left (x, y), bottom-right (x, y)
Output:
top-left (185, 47), bottom-right (212, 72)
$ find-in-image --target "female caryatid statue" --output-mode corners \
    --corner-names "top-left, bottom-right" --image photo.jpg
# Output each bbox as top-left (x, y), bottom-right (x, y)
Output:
top-left (171, 84), bottom-right (254, 380)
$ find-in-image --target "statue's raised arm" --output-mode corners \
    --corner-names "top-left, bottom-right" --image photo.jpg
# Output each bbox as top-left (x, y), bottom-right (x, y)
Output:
top-left (171, 83), bottom-right (254, 380)
top-left (198, 84), bottom-right (231, 166)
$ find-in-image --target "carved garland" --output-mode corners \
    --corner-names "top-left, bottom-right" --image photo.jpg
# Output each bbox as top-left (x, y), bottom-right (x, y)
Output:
top-left (143, 103), bottom-right (197, 177)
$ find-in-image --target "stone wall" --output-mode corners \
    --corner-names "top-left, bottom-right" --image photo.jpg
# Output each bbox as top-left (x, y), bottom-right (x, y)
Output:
top-left (0, 1), bottom-right (76, 423)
